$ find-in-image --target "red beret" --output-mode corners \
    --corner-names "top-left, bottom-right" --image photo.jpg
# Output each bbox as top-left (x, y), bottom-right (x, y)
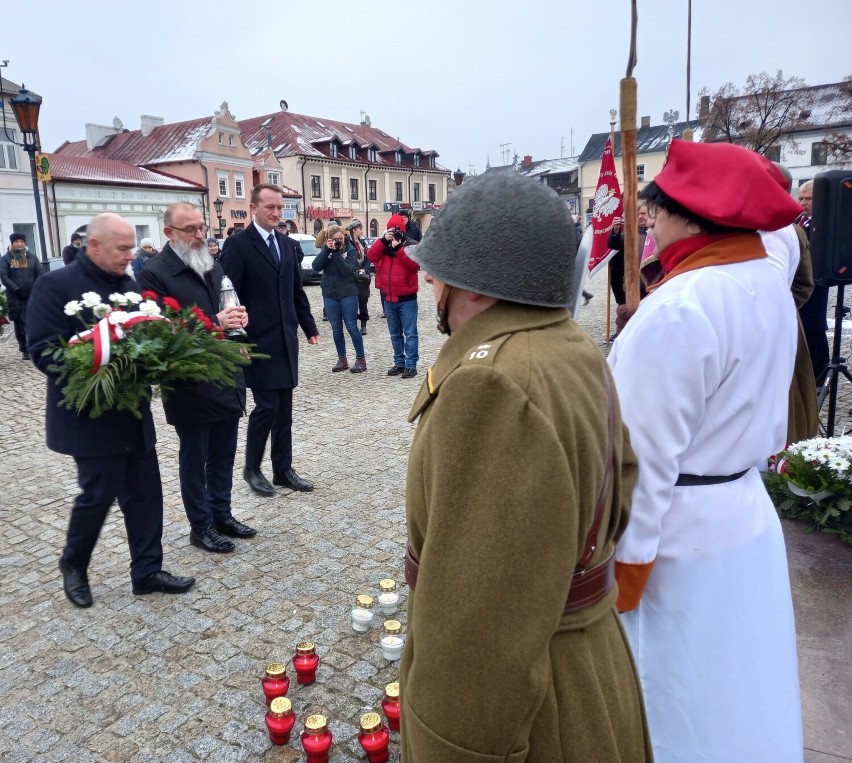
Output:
top-left (654, 139), bottom-right (803, 231)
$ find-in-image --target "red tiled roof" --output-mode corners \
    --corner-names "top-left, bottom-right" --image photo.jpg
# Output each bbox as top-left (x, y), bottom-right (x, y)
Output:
top-left (47, 154), bottom-right (206, 190)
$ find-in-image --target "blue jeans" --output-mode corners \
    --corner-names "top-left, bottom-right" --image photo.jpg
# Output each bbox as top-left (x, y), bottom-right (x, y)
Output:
top-left (385, 298), bottom-right (419, 369)
top-left (324, 295), bottom-right (365, 358)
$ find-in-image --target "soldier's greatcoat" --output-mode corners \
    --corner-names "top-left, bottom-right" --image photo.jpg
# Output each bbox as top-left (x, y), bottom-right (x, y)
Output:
top-left (400, 301), bottom-right (652, 762)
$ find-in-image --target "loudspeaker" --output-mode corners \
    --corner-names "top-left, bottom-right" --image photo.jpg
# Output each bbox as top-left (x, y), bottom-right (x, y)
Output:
top-left (811, 169), bottom-right (852, 287)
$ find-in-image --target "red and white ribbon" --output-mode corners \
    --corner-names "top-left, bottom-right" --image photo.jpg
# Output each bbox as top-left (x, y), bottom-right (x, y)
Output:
top-left (68, 312), bottom-right (165, 372)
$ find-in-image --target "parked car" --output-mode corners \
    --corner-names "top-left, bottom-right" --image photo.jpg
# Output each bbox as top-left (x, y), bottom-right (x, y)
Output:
top-left (291, 233), bottom-right (321, 284)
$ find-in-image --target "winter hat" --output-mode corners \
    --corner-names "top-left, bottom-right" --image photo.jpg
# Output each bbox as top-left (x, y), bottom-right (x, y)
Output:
top-left (71, 233), bottom-right (83, 243)
top-left (409, 173), bottom-right (576, 307)
top-left (206, 237), bottom-right (219, 245)
top-left (386, 214), bottom-right (407, 231)
top-left (9, 233), bottom-right (25, 244)
top-left (346, 219), bottom-right (364, 231)
top-left (140, 237), bottom-right (154, 248)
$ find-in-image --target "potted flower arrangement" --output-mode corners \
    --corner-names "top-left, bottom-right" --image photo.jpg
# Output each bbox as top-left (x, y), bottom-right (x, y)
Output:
top-left (0, 291), bottom-right (9, 337)
top-left (764, 436), bottom-right (852, 547)
top-left (42, 290), bottom-right (262, 419)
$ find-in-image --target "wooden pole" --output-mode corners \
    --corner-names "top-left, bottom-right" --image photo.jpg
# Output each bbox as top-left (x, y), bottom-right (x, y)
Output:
top-left (621, 0), bottom-right (641, 314)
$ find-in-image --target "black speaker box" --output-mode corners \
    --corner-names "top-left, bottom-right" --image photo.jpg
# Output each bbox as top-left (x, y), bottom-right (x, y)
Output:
top-left (811, 169), bottom-right (852, 287)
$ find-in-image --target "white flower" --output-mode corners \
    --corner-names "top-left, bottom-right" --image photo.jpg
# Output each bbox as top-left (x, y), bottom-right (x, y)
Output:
top-left (125, 292), bottom-right (143, 304)
top-left (81, 292), bottom-right (103, 308)
top-left (63, 300), bottom-right (82, 316)
top-left (108, 311), bottom-right (130, 325)
top-left (830, 457), bottom-right (849, 473)
top-left (92, 304), bottom-right (111, 319)
top-left (138, 300), bottom-right (162, 317)
top-left (109, 292), bottom-right (130, 306)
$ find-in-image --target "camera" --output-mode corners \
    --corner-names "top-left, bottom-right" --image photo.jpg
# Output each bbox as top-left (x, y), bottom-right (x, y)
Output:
top-left (391, 228), bottom-right (404, 243)
top-left (328, 239), bottom-right (340, 250)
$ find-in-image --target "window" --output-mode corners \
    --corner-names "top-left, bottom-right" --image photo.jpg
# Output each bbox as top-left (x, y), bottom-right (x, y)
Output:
top-left (350, 178), bottom-right (359, 200)
top-left (217, 172), bottom-right (229, 197)
top-left (370, 218), bottom-right (378, 237)
top-left (369, 179), bottom-right (377, 200)
top-left (331, 177), bottom-right (341, 199)
top-left (368, 148), bottom-right (377, 163)
top-left (349, 146), bottom-right (358, 160)
top-left (218, 132), bottom-right (224, 145)
top-left (428, 184), bottom-right (437, 203)
top-left (311, 175), bottom-right (321, 198)
top-left (234, 173), bottom-right (245, 198)
top-left (229, 134), bottom-right (234, 147)
top-left (429, 156), bottom-right (436, 168)
top-left (394, 182), bottom-right (403, 202)
top-left (395, 151), bottom-right (403, 165)
top-left (764, 146), bottom-right (781, 163)
top-left (812, 142), bottom-right (828, 166)
top-left (413, 154), bottom-right (421, 167)
top-left (267, 171), bottom-right (280, 186)
top-left (637, 164), bottom-right (646, 182)
top-left (413, 183), bottom-right (421, 202)
top-left (135, 225), bottom-right (150, 243)
top-left (0, 128), bottom-right (19, 170)
top-left (330, 142), bottom-right (339, 158)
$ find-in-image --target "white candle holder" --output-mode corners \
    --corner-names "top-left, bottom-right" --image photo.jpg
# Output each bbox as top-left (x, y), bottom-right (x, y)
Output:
top-left (380, 620), bottom-right (404, 661)
top-left (351, 594), bottom-right (375, 633)
top-left (377, 579), bottom-right (399, 616)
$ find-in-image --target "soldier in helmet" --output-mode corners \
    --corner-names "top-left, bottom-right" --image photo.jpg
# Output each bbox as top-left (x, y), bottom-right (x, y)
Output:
top-left (398, 172), bottom-right (652, 762)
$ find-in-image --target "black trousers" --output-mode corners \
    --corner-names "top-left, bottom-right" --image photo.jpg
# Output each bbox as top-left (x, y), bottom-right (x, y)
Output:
top-left (246, 387), bottom-right (293, 475)
top-left (64, 449), bottom-right (164, 584)
top-left (12, 308), bottom-right (27, 352)
top-left (174, 418), bottom-right (239, 533)
top-left (357, 280), bottom-right (371, 322)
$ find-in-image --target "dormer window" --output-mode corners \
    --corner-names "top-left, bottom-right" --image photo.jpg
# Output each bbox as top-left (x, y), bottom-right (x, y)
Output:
top-left (413, 154), bottom-right (421, 167)
top-left (349, 145), bottom-right (358, 160)
top-left (368, 148), bottom-right (377, 162)
top-left (429, 156), bottom-right (436, 168)
top-left (330, 142), bottom-right (339, 158)
top-left (395, 151), bottom-right (403, 165)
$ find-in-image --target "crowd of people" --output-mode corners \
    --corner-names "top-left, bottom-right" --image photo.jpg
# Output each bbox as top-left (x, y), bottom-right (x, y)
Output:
top-left (9, 147), bottom-right (821, 760)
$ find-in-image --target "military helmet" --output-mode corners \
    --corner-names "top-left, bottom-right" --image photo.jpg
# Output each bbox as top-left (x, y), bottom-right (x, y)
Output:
top-left (407, 172), bottom-right (576, 307)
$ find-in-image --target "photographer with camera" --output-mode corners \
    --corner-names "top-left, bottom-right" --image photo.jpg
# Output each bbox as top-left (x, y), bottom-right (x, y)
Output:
top-left (313, 224), bottom-right (367, 373)
top-left (368, 214), bottom-right (420, 378)
top-left (346, 220), bottom-right (372, 335)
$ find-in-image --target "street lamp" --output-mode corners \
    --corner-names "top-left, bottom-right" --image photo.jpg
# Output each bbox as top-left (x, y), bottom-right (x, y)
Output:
top-left (8, 86), bottom-right (50, 272)
top-left (214, 196), bottom-right (225, 236)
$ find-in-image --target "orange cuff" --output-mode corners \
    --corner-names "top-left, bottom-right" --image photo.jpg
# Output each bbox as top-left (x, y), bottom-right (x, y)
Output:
top-left (615, 560), bottom-right (655, 612)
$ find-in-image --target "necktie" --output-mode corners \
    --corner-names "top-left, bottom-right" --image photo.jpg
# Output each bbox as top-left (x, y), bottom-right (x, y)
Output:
top-left (267, 232), bottom-right (280, 263)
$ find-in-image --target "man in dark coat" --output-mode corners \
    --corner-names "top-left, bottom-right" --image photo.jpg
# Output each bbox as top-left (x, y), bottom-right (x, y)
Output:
top-left (0, 233), bottom-right (42, 360)
top-left (61, 233), bottom-right (84, 265)
top-left (26, 213), bottom-right (195, 608)
top-left (138, 201), bottom-right (256, 554)
top-left (220, 184), bottom-right (319, 497)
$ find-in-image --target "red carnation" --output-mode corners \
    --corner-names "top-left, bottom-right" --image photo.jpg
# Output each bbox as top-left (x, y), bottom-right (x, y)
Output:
top-left (191, 306), bottom-right (214, 331)
top-left (163, 296), bottom-right (182, 312)
top-left (141, 290), bottom-right (159, 301)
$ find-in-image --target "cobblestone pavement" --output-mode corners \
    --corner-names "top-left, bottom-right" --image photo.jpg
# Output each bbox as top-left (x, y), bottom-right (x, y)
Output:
top-left (0, 272), bottom-right (849, 762)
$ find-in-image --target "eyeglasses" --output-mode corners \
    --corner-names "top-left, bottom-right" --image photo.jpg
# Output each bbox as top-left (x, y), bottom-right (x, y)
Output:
top-left (168, 224), bottom-right (207, 236)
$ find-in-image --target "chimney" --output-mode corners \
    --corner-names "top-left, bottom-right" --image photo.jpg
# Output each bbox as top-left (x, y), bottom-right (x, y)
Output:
top-left (698, 95), bottom-right (711, 122)
top-left (522, 155), bottom-right (533, 168)
top-left (140, 115), bottom-right (164, 137)
top-left (640, 116), bottom-right (651, 128)
top-left (453, 168), bottom-right (465, 187)
top-left (85, 122), bottom-right (121, 150)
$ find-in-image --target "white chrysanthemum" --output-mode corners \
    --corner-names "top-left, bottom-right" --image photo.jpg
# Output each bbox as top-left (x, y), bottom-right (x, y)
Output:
top-left (125, 292), bottom-right (143, 304)
top-left (109, 292), bottom-right (129, 306)
top-left (81, 292), bottom-right (102, 308)
top-left (63, 300), bottom-right (82, 316)
top-left (830, 457), bottom-right (849, 473)
top-left (92, 304), bottom-right (111, 319)
top-left (801, 448), bottom-right (816, 460)
top-left (108, 311), bottom-right (130, 325)
top-left (138, 300), bottom-right (162, 317)
top-left (817, 449), bottom-right (833, 464)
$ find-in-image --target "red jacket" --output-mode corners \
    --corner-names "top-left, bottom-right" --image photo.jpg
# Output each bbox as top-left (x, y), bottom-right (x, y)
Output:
top-left (367, 238), bottom-right (420, 302)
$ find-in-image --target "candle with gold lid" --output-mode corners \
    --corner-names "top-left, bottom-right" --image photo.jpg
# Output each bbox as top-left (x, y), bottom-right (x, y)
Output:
top-left (380, 619), bottom-right (404, 661)
top-left (381, 681), bottom-right (401, 731)
top-left (351, 594), bottom-right (375, 632)
top-left (301, 713), bottom-right (333, 762)
top-left (358, 711), bottom-right (390, 762)
top-left (292, 641), bottom-right (320, 684)
top-left (377, 579), bottom-right (399, 616)
top-left (261, 662), bottom-right (290, 706)
top-left (265, 696), bottom-right (296, 745)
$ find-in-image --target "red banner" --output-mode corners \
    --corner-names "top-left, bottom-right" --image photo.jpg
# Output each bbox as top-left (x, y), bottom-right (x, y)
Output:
top-left (588, 137), bottom-right (624, 277)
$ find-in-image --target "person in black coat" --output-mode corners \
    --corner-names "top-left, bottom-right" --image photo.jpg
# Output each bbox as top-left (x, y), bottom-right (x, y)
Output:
top-left (26, 212), bottom-right (195, 608)
top-left (0, 233), bottom-right (42, 359)
top-left (220, 184), bottom-right (319, 497)
top-left (138, 202), bottom-right (255, 554)
top-left (61, 233), bottom-right (84, 265)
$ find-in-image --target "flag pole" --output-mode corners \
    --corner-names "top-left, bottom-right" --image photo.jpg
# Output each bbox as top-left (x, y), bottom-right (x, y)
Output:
top-left (606, 110), bottom-right (617, 345)
top-left (620, 0), bottom-right (641, 314)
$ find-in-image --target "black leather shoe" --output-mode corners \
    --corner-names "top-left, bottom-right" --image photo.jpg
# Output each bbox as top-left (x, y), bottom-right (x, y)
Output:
top-left (190, 526), bottom-right (236, 553)
top-left (133, 570), bottom-right (196, 595)
top-left (214, 516), bottom-right (257, 538)
top-left (273, 468), bottom-right (315, 492)
top-left (387, 366), bottom-right (405, 376)
top-left (243, 467), bottom-right (275, 497)
top-left (402, 368), bottom-right (418, 379)
top-left (59, 559), bottom-right (93, 608)
top-left (21, 351), bottom-right (30, 361)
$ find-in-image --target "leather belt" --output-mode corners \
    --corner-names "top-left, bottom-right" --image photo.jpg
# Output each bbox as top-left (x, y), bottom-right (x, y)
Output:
top-left (404, 543), bottom-right (615, 615)
top-left (675, 469), bottom-right (748, 486)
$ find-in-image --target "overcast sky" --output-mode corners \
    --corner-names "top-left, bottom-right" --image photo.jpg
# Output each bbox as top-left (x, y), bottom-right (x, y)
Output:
top-left (4, 0), bottom-right (850, 175)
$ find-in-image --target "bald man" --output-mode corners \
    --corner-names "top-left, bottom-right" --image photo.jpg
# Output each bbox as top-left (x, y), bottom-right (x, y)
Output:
top-left (27, 213), bottom-right (195, 608)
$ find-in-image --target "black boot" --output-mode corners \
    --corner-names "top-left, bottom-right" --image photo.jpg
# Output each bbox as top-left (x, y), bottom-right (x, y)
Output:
top-left (360, 319), bottom-right (367, 335)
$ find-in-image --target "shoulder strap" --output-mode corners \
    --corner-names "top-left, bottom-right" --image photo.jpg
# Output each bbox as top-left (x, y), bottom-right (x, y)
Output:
top-left (575, 367), bottom-right (615, 571)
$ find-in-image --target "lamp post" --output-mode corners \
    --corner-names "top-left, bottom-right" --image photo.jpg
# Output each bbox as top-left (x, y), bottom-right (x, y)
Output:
top-left (214, 196), bottom-right (225, 236)
top-left (9, 86), bottom-right (50, 272)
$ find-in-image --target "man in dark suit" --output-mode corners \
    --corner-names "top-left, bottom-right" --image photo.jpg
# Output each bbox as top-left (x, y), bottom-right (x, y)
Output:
top-left (27, 213), bottom-right (195, 608)
top-left (220, 184), bottom-right (319, 497)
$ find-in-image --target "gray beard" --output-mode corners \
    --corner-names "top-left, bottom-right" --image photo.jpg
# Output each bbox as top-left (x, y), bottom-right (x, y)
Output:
top-left (172, 239), bottom-right (214, 276)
